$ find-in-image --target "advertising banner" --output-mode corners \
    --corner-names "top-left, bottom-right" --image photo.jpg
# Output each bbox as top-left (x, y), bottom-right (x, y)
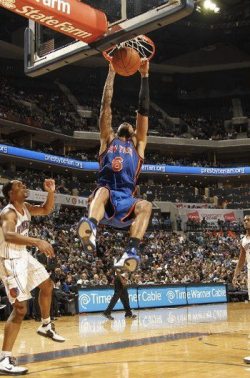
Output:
top-left (0, 0), bottom-right (107, 44)
top-left (0, 185), bottom-right (87, 208)
top-left (78, 288), bottom-right (138, 313)
top-left (78, 284), bottom-right (227, 313)
top-left (186, 285), bottom-right (227, 305)
top-left (1, 144), bottom-right (250, 176)
top-left (137, 286), bottom-right (187, 308)
top-left (179, 208), bottom-right (243, 225)
top-left (175, 203), bottom-right (211, 209)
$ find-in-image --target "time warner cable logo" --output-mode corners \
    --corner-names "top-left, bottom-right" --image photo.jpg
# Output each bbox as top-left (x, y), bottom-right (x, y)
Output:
top-left (79, 293), bottom-right (91, 310)
top-left (166, 290), bottom-right (176, 304)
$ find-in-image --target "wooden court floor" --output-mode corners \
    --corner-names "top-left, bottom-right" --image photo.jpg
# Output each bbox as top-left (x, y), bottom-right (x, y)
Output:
top-left (2, 302), bottom-right (250, 377)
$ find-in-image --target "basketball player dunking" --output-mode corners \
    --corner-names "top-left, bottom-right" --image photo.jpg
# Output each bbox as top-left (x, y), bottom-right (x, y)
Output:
top-left (0, 179), bottom-right (65, 375)
top-left (77, 60), bottom-right (152, 272)
top-left (232, 215), bottom-right (250, 364)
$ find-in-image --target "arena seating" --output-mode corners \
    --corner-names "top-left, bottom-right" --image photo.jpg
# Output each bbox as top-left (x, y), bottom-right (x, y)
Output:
top-left (0, 200), bottom-right (244, 290)
top-left (1, 73), bottom-right (249, 140)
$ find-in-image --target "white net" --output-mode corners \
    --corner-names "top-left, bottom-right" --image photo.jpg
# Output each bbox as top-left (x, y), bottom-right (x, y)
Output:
top-left (104, 35), bottom-right (155, 60)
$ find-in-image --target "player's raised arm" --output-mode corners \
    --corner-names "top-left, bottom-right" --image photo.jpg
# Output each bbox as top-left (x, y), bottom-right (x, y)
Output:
top-left (135, 59), bottom-right (149, 159)
top-left (25, 179), bottom-right (55, 216)
top-left (99, 64), bottom-right (116, 152)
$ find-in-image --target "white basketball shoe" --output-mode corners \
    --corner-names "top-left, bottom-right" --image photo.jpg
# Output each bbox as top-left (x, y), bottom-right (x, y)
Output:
top-left (37, 322), bottom-right (65, 342)
top-left (114, 247), bottom-right (140, 272)
top-left (0, 356), bottom-right (28, 375)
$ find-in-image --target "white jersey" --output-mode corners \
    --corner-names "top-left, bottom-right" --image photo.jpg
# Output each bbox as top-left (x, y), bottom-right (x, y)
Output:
top-left (241, 235), bottom-right (250, 267)
top-left (0, 203), bottom-right (31, 258)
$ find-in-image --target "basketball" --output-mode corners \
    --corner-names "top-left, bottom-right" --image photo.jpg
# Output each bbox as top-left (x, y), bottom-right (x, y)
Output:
top-left (112, 47), bottom-right (141, 77)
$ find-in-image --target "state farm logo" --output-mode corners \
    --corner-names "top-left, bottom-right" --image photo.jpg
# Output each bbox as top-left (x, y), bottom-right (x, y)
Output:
top-left (14, 6), bottom-right (92, 40)
top-left (0, 0), bottom-right (16, 9)
top-left (35, 0), bottom-right (70, 15)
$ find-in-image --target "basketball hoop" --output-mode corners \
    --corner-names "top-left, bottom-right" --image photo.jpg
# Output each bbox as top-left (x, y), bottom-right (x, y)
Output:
top-left (103, 35), bottom-right (155, 62)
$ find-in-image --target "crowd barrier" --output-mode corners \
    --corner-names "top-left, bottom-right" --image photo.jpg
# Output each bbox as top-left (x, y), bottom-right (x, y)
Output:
top-left (78, 283), bottom-right (227, 313)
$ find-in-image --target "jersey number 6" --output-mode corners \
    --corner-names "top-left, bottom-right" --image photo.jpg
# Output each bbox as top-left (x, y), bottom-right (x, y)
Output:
top-left (112, 157), bottom-right (123, 172)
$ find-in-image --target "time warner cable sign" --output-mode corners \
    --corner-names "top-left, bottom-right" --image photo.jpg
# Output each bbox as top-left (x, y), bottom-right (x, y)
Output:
top-left (78, 284), bottom-right (227, 313)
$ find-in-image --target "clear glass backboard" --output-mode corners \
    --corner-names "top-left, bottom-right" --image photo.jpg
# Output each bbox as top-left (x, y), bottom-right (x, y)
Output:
top-left (24, 0), bottom-right (194, 77)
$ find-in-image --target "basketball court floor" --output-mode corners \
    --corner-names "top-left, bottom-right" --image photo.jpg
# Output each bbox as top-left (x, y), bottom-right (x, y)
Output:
top-left (2, 302), bottom-right (250, 377)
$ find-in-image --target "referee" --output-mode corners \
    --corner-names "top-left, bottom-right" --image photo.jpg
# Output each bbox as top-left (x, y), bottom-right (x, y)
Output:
top-left (103, 271), bottom-right (136, 320)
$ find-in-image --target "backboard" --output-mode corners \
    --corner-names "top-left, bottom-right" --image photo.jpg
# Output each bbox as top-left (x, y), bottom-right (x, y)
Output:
top-left (24, 0), bottom-right (194, 77)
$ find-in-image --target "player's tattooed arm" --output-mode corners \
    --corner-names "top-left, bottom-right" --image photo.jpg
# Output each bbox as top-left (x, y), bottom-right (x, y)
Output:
top-left (99, 64), bottom-right (115, 147)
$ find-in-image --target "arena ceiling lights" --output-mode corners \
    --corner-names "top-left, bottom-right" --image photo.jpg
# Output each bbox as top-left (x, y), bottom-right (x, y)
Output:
top-left (197, 0), bottom-right (220, 14)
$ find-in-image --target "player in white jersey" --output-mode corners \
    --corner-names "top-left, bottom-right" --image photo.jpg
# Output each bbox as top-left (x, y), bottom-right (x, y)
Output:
top-left (232, 215), bottom-right (250, 364)
top-left (0, 179), bottom-right (65, 375)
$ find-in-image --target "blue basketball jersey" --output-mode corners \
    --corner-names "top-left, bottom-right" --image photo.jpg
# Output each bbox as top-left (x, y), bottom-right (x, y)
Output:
top-left (98, 138), bottom-right (143, 193)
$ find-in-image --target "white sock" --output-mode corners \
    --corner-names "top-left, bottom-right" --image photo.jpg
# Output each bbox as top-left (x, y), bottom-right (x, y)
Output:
top-left (0, 351), bottom-right (12, 359)
top-left (42, 317), bottom-right (51, 326)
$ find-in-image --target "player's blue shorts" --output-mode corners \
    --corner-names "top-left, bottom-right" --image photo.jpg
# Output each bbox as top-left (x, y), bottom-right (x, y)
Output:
top-left (93, 186), bottom-right (142, 229)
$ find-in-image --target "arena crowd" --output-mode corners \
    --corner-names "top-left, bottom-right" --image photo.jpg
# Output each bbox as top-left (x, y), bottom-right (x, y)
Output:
top-left (0, 199), bottom-right (245, 320)
top-left (0, 73), bottom-right (249, 140)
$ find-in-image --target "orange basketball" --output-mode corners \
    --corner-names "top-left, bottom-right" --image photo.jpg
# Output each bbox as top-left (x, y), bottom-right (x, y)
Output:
top-left (112, 47), bottom-right (141, 77)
